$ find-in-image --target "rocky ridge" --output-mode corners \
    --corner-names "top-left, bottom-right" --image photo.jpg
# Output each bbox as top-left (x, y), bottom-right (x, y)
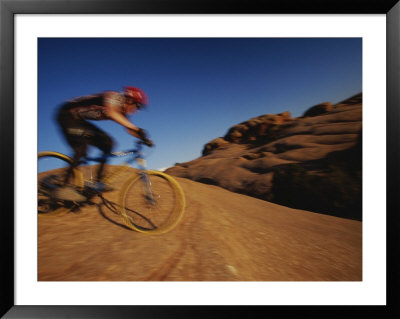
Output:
top-left (166, 93), bottom-right (362, 220)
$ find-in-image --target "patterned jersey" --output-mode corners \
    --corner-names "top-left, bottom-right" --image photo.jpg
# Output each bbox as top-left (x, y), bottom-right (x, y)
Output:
top-left (64, 91), bottom-right (125, 121)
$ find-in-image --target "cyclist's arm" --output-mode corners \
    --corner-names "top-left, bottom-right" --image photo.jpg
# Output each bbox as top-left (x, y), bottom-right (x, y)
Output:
top-left (103, 102), bottom-right (142, 139)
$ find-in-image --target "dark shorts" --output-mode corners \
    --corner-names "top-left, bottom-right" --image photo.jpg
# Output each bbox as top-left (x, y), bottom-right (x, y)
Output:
top-left (57, 104), bottom-right (114, 159)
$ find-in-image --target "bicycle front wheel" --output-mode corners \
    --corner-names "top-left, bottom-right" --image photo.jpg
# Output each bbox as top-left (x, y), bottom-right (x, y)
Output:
top-left (119, 170), bottom-right (185, 234)
top-left (38, 151), bottom-right (84, 216)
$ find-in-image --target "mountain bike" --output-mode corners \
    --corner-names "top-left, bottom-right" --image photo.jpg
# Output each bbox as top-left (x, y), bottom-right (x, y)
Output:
top-left (38, 141), bottom-right (186, 235)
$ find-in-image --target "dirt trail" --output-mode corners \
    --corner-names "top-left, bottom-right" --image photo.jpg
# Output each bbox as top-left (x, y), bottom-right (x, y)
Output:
top-left (38, 177), bottom-right (362, 281)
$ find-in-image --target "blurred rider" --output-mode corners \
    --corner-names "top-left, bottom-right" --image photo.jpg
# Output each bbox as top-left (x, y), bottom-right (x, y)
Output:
top-left (54, 86), bottom-right (154, 202)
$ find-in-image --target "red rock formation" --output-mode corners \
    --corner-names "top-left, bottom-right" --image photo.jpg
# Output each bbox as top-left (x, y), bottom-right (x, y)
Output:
top-left (166, 93), bottom-right (362, 220)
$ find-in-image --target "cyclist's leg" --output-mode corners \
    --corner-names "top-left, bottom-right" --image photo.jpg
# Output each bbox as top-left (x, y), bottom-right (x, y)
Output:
top-left (57, 107), bottom-right (88, 184)
top-left (52, 140), bottom-right (87, 202)
top-left (64, 143), bottom-right (87, 183)
top-left (84, 122), bottom-right (114, 181)
top-left (54, 113), bottom-right (89, 201)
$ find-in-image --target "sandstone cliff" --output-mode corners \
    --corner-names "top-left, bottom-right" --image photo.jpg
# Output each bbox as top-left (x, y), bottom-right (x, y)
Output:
top-left (166, 93), bottom-right (362, 220)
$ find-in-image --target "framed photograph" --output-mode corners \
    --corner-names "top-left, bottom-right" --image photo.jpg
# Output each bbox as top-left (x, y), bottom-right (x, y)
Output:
top-left (2, 0), bottom-right (399, 318)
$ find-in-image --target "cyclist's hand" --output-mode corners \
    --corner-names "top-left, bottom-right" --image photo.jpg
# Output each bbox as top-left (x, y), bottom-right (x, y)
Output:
top-left (137, 128), bottom-right (148, 140)
top-left (137, 128), bottom-right (154, 147)
top-left (143, 138), bottom-right (154, 147)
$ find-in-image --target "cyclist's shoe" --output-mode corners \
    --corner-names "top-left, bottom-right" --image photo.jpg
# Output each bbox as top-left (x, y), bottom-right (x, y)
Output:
top-left (52, 186), bottom-right (86, 202)
top-left (84, 181), bottom-right (114, 193)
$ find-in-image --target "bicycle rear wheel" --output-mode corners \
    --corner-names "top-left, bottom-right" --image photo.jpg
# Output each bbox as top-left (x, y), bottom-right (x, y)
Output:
top-left (119, 171), bottom-right (185, 234)
top-left (38, 151), bottom-right (84, 216)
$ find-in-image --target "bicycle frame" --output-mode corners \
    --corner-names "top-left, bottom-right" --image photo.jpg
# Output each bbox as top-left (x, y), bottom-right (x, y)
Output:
top-left (38, 142), bottom-right (186, 234)
top-left (82, 141), bottom-right (153, 198)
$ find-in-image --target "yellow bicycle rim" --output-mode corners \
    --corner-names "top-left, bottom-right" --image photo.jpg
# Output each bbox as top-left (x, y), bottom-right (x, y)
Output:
top-left (119, 170), bottom-right (185, 235)
top-left (38, 151), bottom-right (84, 217)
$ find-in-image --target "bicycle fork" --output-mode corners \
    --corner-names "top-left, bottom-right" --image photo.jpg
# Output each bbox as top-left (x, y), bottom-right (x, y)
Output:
top-left (139, 171), bottom-right (156, 205)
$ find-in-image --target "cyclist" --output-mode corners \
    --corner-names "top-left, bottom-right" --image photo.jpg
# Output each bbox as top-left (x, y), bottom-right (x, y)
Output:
top-left (54, 86), bottom-right (154, 202)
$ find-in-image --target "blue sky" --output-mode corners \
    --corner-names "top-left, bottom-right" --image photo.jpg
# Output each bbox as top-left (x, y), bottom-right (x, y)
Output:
top-left (38, 38), bottom-right (362, 171)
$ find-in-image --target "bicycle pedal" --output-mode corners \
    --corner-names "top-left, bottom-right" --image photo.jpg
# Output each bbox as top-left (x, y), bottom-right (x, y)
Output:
top-left (52, 186), bottom-right (87, 203)
top-left (85, 181), bottom-right (114, 193)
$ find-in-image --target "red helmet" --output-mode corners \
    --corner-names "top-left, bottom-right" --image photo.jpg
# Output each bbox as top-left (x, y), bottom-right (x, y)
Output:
top-left (123, 86), bottom-right (149, 106)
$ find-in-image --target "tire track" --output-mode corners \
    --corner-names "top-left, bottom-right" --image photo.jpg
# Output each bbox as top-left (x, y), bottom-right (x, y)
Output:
top-left (143, 203), bottom-right (202, 281)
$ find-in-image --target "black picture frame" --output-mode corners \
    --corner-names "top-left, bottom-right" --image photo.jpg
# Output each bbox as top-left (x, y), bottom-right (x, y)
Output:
top-left (1, 0), bottom-right (399, 318)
